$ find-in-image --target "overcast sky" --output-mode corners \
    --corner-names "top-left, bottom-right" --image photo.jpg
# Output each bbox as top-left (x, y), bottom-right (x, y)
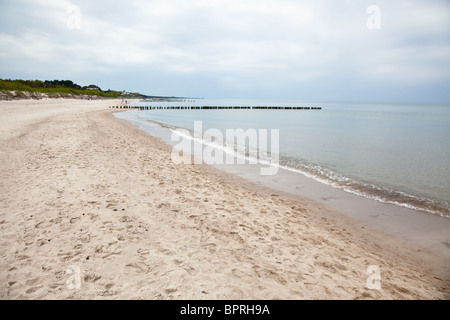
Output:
top-left (1, 0), bottom-right (449, 102)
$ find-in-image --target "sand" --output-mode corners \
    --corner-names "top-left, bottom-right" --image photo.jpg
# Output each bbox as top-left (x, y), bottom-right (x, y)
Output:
top-left (0, 99), bottom-right (448, 300)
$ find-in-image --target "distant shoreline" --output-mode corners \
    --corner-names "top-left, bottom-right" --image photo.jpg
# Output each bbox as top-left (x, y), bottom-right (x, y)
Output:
top-left (1, 99), bottom-right (448, 299)
top-left (0, 78), bottom-right (149, 101)
top-left (0, 90), bottom-right (194, 102)
top-left (0, 90), bottom-right (115, 101)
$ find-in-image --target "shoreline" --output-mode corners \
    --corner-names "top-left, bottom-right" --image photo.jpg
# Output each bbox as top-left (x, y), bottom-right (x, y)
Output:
top-left (212, 163), bottom-right (450, 259)
top-left (112, 108), bottom-right (450, 290)
top-left (0, 99), bottom-right (448, 299)
top-left (116, 107), bottom-right (450, 219)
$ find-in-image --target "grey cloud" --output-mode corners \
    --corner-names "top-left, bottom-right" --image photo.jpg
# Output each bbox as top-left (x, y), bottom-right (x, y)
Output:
top-left (0, 0), bottom-right (449, 102)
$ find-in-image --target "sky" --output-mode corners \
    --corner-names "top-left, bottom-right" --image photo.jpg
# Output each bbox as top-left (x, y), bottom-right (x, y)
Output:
top-left (0, 0), bottom-right (449, 102)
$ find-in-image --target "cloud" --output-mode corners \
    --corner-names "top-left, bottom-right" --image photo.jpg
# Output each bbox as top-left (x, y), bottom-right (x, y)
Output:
top-left (0, 0), bottom-right (449, 101)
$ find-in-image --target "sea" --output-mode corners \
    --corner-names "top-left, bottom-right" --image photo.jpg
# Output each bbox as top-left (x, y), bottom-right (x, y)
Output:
top-left (115, 99), bottom-right (450, 218)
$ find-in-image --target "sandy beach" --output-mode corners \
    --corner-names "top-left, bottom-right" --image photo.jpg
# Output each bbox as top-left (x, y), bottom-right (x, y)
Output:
top-left (0, 99), bottom-right (448, 300)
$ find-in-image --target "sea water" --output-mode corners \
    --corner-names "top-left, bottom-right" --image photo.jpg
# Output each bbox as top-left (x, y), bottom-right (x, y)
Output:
top-left (118, 99), bottom-right (450, 218)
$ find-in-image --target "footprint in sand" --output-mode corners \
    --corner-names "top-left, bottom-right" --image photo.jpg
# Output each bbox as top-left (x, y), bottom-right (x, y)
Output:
top-left (70, 217), bottom-right (80, 224)
top-left (80, 233), bottom-right (91, 243)
top-left (126, 261), bottom-right (152, 274)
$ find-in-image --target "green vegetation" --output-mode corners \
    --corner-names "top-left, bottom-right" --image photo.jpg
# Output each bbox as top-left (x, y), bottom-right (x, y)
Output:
top-left (0, 78), bottom-right (148, 99)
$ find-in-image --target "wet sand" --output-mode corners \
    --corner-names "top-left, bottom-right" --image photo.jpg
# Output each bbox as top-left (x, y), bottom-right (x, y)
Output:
top-left (0, 99), bottom-right (448, 299)
top-left (212, 163), bottom-right (450, 260)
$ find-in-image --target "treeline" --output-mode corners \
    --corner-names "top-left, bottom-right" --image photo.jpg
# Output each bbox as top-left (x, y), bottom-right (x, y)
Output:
top-left (0, 78), bottom-right (147, 99)
top-left (7, 79), bottom-right (83, 90)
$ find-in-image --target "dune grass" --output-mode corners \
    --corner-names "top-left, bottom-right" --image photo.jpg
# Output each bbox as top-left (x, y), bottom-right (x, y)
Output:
top-left (0, 78), bottom-right (145, 99)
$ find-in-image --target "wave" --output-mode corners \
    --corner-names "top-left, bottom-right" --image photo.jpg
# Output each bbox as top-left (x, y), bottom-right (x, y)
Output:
top-left (279, 158), bottom-right (449, 218)
top-left (170, 126), bottom-right (450, 219)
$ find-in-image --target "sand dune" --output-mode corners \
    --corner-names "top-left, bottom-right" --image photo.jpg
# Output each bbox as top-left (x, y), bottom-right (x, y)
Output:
top-left (0, 99), bottom-right (448, 299)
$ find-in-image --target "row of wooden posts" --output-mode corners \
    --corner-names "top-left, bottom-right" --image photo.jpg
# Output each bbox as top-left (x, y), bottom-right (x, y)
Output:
top-left (109, 105), bottom-right (322, 110)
